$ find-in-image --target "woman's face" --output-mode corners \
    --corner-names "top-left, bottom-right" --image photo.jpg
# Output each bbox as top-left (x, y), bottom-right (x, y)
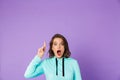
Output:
top-left (52, 38), bottom-right (65, 58)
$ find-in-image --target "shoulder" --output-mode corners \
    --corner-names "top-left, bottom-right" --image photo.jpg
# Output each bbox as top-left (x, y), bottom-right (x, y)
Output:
top-left (42, 57), bottom-right (55, 63)
top-left (65, 57), bottom-right (78, 64)
top-left (45, 57), bottom-right (54, 60)
top-left (65, 58), bottom-right (80, 70)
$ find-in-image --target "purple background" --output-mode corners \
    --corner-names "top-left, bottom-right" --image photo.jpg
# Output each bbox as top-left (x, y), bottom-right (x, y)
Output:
top-left (0, 0), bottom-right (120, 80)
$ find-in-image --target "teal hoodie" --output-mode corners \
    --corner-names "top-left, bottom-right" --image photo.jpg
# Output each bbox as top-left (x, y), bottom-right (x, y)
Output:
top-left (24, 55), bottom-right (82, 80)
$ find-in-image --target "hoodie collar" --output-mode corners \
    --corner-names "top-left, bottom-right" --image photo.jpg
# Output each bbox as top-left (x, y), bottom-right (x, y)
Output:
top-left (54, 57), bottom-right (65, 77)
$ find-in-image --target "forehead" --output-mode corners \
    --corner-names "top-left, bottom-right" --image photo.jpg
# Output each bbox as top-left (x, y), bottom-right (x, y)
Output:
top-left (53, 38), bottom-right (63, 42)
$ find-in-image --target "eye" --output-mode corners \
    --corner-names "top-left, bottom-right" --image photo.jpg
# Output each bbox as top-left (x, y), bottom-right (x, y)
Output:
top-left (61, 42), bottom-right (64, 46)
top-left (53, 43), bottom-right (57, 46)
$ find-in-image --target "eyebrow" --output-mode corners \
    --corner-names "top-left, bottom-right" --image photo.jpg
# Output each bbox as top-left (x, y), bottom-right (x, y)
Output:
top-left (53, 41), bottom-right (64, 44)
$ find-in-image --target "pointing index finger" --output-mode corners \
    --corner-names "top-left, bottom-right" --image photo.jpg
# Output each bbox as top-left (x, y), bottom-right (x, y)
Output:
top-left (43, 41), bottom-right (46, 48)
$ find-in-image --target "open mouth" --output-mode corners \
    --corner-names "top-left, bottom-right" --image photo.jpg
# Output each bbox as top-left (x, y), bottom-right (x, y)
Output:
top-left (57, 50), bottom-right (61, 56)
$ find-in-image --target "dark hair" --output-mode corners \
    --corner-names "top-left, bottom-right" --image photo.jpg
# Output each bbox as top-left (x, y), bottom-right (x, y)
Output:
top-left (48, 34), bottom-right (71, 58)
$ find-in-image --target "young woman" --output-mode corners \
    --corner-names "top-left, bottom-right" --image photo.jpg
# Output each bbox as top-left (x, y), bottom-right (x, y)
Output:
top-left (24, 34), bottom-right (82, 80)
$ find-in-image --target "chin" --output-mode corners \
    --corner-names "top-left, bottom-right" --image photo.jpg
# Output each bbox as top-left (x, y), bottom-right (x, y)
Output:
top-left (56, 56), bottom-right (62, 58)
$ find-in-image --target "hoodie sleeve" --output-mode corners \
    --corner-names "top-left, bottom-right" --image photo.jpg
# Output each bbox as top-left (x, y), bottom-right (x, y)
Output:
top-left (24, 55), bottom-right (44, 78)
top-left (73, 60), bottom-right (82, 80)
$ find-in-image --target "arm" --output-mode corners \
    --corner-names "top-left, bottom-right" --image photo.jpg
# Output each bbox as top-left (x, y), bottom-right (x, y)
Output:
top-left (24, 41), bottom-right (46, 78)
top-left (24, 55), bottom-right (44, 78)
top-left (73, 60), bottom-right (82, 80)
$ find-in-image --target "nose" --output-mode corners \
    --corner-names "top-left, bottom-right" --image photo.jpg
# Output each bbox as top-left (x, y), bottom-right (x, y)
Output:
top-left (57, 44), bottom-right (61, 49)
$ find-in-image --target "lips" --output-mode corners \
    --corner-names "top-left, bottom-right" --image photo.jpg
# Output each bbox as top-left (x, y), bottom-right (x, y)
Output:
top-left (57, 50), bottom-right (61, 56)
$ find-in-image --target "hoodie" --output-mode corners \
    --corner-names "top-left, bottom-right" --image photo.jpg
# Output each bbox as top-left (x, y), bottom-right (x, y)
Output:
top-left (24, 55), bottom-right (82, 80)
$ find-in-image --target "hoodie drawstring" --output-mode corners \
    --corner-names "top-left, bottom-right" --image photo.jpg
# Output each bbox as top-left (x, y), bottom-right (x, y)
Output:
top-left (56, 58), bottom-right (64, 77)
top-left (62, 58), bottom-right (64, 76)
top-left (56, 58), bottom-right (58, 76)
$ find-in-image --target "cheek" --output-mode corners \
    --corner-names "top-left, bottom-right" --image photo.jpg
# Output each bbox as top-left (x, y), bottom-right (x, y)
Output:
top-left (52, 46), bottom-right (56, 52)
top-left (62, 47), bottom-right (65, 53)
top-left (62, 46), bottom-right (65, 50)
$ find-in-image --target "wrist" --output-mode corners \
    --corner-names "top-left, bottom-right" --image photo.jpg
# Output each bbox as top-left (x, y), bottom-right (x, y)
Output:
top-left (37, 54), bottom-right (43, 58)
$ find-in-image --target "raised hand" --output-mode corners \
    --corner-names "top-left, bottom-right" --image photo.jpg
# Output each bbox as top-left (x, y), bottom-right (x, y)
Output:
top-left (37, 41), bottom-right (46, 58)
